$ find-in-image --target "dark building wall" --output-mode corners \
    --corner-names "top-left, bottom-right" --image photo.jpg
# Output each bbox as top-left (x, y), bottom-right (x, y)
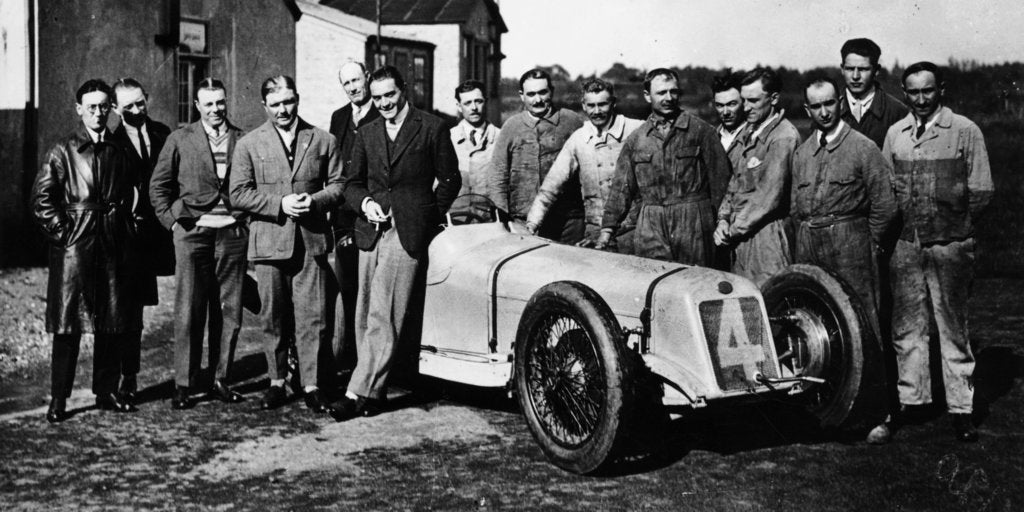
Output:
top-left (16, 0), bottom-right (296, 267)
top-left (37, 0), bottom-right (296, 159)
top-left (0, 108), bottom-right (30, 267)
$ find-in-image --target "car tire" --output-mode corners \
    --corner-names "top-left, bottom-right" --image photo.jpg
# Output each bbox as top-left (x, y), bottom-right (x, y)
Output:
top-left (514, 281), bottom-right (633, 474)
top-left (761, 264), bottom-right (887, 430)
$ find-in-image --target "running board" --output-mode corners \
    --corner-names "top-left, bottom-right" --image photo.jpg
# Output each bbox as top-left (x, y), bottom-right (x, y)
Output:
top-left (419, 347), bottom-right (513, 388)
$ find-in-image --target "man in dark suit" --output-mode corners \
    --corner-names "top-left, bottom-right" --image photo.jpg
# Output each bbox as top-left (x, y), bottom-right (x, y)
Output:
top-left (331, 66), bottom-right (460, 420)
top-left (325, 61), bottom-right (380, 385)
top-left (110, 77), bottom-right (172, 407)
top-left (151, 78), bottom-right (248, 410)
top-left (838, 38), bottom-right (909, 149)
top-left (230, 75), bottom-right (343, 413)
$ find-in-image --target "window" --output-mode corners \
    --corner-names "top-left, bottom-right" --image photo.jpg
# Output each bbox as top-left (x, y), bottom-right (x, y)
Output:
top-left (464, 34), bottom-right (491, 96)
top-left (177, 57), bottom-right (208, 126)
top-left (367, 37), bottom-right (434, 111)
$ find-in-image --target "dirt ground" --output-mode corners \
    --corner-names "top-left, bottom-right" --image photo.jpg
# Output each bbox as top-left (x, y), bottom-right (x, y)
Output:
top-left (0, 270), bottom-right (1021, 511)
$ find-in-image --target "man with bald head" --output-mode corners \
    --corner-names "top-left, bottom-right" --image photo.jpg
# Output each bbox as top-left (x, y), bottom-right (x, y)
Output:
top-left (326, 61), bottom-right (380, 385)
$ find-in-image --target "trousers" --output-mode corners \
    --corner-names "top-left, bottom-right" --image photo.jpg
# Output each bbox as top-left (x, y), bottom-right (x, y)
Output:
top-left (890, 237), bottom-right (976, 413)
top-left (172, 224), bottom-right (248, 388)
top-left (348, 227), bottom-right (422, 400)
top-left (255, 236), bottom-right (332, 389)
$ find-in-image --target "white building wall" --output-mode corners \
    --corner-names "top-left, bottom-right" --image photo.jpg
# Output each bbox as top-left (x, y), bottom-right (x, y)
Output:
top-left (0, 0), bottom-right (30, 109)
top-left (388, 24), bottom-right (461, 118)
top-left (295, 5), bottom-right (374, 130)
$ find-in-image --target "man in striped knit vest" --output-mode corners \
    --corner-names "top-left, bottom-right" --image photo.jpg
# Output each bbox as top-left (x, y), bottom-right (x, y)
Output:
top-left (151, 78), bottom-right (249, 409)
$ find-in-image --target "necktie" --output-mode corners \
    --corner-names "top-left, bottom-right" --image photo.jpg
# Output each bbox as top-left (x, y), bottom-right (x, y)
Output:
top-left (139, 131), bottom-right (149, 164)
top-left (469, 129), bottom-right (478, 146)
top-left (915, 123), bottom-right (927, 139)
top-left (819, 133), bottom-right (828, 150)
top-left (852, 100), bottom-right (863, 122)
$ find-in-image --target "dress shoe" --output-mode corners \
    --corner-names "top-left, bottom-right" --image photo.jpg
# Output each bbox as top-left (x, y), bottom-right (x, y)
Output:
top-left (865, 422), bottom-right (892, 445)
top-left (951, 413), bottom-right (979, 443)
top-left (96, 392), bottom-right (137, 413)
top-left (260, 385), bottom-right (288, 410)
top-left (171, 386), bottom-right (193, 410)
top-left (304, 389), bottom-right (329, 413)
top-left (211, 380), bottom-right (245, 404)
top-left (118, 375), bottom-right (137, 406)
top-left (328, 395), bottom-right (385, 422)
top-left (46, 397), bottom-right (67, 423)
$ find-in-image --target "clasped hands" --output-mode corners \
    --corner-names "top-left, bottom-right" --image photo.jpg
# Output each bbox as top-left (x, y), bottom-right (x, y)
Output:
top-left (282, 193), bottom-right (313, 218)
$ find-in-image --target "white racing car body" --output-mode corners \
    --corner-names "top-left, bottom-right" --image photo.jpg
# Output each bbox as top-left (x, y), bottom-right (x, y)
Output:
top-left (420, 221), bottom-right (790, 406)
top-left (415, 211), bottom-right (885, 474)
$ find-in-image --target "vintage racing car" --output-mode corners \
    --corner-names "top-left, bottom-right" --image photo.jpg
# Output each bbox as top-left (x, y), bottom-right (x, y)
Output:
top-left (416, 199), bottom-right (886, 474)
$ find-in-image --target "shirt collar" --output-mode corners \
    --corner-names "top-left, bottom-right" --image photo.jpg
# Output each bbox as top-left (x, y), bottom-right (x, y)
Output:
top-left (457, 119), bottom-right (490, 142)
top-left (816, 120), bottom-right (847, 146)
top-left (86, 126), bottom-right (105, 143)
top-left (201, 120), bottom-right (228, 137)
top-left (845, 87), bottom-right (876, 107)
top-left (522, 107), bottom-right (560, 128)
top-left (583, 114), bottom-right (626, 143)
top-left (718, 121), bottom-right (747, 138)
top-left (914, 106), bottom-right (945, 132)
top-left (274, 119), bottom-right (298, 140)
top-left (388, 101), bottom-right (410, 126)
top-left (750, 109), bottom-right (782, 141)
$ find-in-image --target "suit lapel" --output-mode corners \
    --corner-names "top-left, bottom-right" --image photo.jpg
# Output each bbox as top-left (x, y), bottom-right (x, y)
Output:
top-left (186, 123), bottom-right (217, 179)
top-left (389, 109), bottom-right (421, 167)
top-left (291, 122), bottom-right (313, 179)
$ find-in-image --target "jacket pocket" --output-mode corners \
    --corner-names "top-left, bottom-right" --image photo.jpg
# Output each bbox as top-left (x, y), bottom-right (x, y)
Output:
top-left (633, 152), bottom-right (656, 189)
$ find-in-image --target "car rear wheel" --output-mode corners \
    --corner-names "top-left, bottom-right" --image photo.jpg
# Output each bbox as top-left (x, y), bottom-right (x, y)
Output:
top-left (761, 264), bottom-right (886, 429)
top-left (514, 281), bottom-right (633, 474)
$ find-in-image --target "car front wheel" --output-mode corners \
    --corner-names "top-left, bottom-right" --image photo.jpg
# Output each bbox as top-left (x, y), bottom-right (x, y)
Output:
top-left (761, 264), bottom-right (887, 430)
top-left (514, 281), bottom-right (633, 474)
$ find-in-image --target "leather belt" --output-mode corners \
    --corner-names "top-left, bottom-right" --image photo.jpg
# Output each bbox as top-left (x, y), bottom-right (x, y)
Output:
top-left (651, 193), bottom-right (708, 206)
top-left (801, 213), bottom-right (863, 229)
top-left (66, 202), bottom-right (122, 212)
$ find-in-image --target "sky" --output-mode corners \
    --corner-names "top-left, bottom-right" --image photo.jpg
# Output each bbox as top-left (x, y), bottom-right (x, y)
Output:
top-left (499, 0), bottom-right (1024, 77)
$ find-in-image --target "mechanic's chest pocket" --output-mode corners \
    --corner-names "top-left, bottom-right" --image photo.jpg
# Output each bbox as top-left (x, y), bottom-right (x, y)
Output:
top-left (511, 138), bottom-right (538, 161)
top-left (633, 152), bottom-right (658, 188)
top-left (827, 168), bottom-right (863, 198)
top-left (671, 145), bottom-right (701, 181)
top-left (736, 159), bottom-right (763, 193)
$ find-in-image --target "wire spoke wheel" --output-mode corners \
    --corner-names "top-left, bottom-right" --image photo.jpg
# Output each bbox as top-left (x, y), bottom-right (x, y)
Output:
top-left (515, 281), bottom-right (633, 474)
top-left (524, 316), bottom-right (604, 447)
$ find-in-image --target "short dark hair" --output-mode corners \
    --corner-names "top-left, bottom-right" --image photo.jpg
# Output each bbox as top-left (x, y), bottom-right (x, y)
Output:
top-left (711, 71), bottom-right (742, 95)
top-left (840, 38), bottom-right (882, 67)
top-left (455, 79), bottom-right (486, 100)
top-left (195, 78), bottom-right (226, 100)
top-left (580, 78), bottom-right (614, 100)
top-left (902, 61), bottom-right (944, 87)
top-left (112, 77), bottom-right (147, 101)
top-left (518, 69), bottom-right (552, 91)
top-left (741, 67), bottom-right (782, 95)
top-left (369, 65), bottom-right (406, 90)
top-left (643, 68), bottom-right (679, 93)
top-left (261, 75), bottom-right (297, 101)
top-left (802, 75), bottom-right (842, 103)
top-left (76, 78), bottom-right (113, 104)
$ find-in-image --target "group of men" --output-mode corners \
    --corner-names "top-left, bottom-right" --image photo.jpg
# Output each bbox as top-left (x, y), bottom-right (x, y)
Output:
top-left (33, 37), bottom-right (992, 445)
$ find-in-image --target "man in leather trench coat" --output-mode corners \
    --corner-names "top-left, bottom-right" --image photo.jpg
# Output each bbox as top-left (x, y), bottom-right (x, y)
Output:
top-left (32, 79), bottom-right (141, 422)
